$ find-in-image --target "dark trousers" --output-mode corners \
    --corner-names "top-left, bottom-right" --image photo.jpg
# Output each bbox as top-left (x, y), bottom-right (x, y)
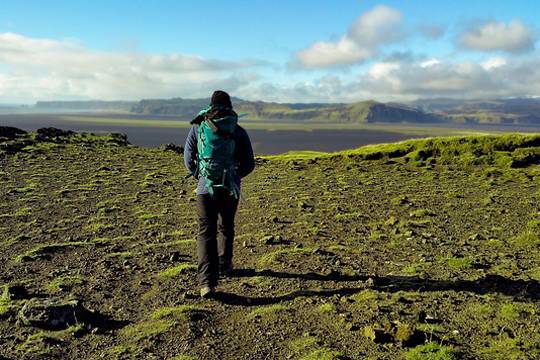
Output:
top-left (196, 191), bottom-right (239, 287)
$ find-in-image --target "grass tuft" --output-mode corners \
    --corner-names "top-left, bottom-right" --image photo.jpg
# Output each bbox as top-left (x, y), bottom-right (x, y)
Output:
top-left (158, 264), bottom-right (197, 278)
top-left (248, 304), bottom-right (290, 320)
top-left (511, 230), bottom-right (540, 247)
top-left (0, 285), bottom-right (13, 316)
top-left (440, 256), bottom-right (472, 270)
top-left (120, 319), bottom-right (175, 342)
top-left (16, 324), bottom-right (85, 356)
top-left (299, 349), bottom-right (344, 360)
top-left (257, 248), bottom-right (311, 268)
top-left (350, 289), bottom-right (378, 302)
top-left (406, 342), bottom-right (457, 360)
top-left (318, 303), bottom-right (336, 314)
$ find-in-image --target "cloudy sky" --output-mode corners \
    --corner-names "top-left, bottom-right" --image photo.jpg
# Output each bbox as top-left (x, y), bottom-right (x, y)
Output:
top-left (1, 0), bottom-right (539, 103)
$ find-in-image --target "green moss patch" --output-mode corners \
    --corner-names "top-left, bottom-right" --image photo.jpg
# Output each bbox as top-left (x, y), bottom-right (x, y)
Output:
top-left (119, 319), bottom-right (175, 342)
top-left (158, 263), bottom-right (197, 278)
top-left (406, 342), bottom-right (458, 360)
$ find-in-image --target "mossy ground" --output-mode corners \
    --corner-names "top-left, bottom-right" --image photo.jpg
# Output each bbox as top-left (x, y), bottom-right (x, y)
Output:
top-left (1, 132), bottom-right (540, 359)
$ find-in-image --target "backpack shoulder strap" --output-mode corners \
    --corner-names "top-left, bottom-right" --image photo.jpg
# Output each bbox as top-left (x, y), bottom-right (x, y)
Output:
top-left (204, 119), bottom-right (235, 139)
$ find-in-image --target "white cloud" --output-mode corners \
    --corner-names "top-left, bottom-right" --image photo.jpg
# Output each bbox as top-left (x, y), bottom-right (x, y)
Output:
top-left (295, 36), bottom-right (372, 69)
top-left (240, 56), bottom-right (540, 103)
top-left (367, 62), bottom-right (400, 79)
top-left (2, 29), bottom-right (540, 104)
top-left (360, 57), bottom-right (540, 99)
top-left (459, 20), bottom-right (536, 53)
top-left (420, 58), bottom-right (441, 68)
top-left (481, 57), bottom-right (507, 71)
top-left (292, 5), bottom-right (403, 68)
top-left (0, 32), bottom-right (265, 102)
top-left (347, 5), bottom-right (403, 46)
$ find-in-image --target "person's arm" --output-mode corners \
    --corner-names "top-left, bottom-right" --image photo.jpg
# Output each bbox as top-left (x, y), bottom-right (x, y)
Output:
top-left (184, 125), bottom-right (198, 175)
top-left (235, 126), bottom-right (255, 178)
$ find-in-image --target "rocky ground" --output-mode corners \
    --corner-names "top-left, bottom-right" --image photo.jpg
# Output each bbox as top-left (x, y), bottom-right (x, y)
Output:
top-left (1, 127), bottom-right (539, 359)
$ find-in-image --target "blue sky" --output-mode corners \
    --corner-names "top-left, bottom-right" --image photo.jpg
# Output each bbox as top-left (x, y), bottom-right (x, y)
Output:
top-left (1, 1), bottom-right (539, 103)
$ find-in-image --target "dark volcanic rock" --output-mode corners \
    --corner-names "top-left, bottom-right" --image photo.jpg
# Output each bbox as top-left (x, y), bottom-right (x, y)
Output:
top-left (0, 126), bottom-right (27, 140)
top-left (33, 128), bottom-right (129, 146)
top-left (0, 139), bottom-right (34, 155)
top-left (161, 143), bottom-right (184, 154)
top-left (260, 235), bottom-right (285, 245)
top-left (35, 127), bottom-right (75, 141)
top-left (109, 133), bottom-right (129, 146)
top-left (510, 148), bottom-right (540, 168)
top-left (6, 284), bottom-right (29, 300)
top-left (18, 298), bottom-right (89, 330)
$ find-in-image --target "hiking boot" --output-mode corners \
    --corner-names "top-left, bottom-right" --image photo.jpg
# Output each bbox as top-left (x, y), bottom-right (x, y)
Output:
top-left (200, 286), bottom-right (215, 299)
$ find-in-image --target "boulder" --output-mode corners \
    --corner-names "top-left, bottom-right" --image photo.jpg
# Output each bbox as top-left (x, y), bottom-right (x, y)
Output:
top-left (162, 143), bottom-right (184, 154)
top-left (5, 284), bottom-right (29, 300)
top-left (0, 139), bottom-right (34, 155)
top-left (35, 127), bottom-right (74, 141)
top-left (108, 133), bottom-right (129, 146)
top-left (18, 298), bottom-right (89, 330)
top-left (260, 235), bottom-right (285, 245)
top-left (0, 126), bottom-right (27, 140)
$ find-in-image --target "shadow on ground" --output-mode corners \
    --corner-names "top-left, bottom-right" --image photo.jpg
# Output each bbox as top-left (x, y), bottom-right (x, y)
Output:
top-left (215, 269), bottom-right (540, 306)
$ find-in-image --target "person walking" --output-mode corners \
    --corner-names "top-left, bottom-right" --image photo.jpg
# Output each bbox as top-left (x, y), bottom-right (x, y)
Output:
top-left (184, 90), bottom-right (255, 298)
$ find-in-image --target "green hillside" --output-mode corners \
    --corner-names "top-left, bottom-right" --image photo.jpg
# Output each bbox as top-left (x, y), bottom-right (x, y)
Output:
top-left (1, 128), bottom-right (540, 359)
top-left (413, 98), bottom-right (540, 124)
top-left (26, 97), bottom-right (540, 124)
top-left (130, 98), bottom-right (448, 123)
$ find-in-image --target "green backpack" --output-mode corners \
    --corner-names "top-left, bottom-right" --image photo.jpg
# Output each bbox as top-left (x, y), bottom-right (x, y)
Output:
top-left (196, 106), bottom-right (239, 198)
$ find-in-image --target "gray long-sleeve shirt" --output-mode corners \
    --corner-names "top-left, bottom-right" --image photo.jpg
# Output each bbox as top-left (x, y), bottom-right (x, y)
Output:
top-left (184, 124), bottom-right (255, 195)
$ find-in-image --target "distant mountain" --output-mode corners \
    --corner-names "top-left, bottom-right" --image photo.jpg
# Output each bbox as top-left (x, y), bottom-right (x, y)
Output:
top-left (0, 104), bottom-right (27, 108)
top-left (131, 97), bottom-right (448, 123)
top-left (0, 104), bottom-right (34, 114)
top-left (24, 97), bottom-right (540, 124)
top-left (35, 100), bottom-right (136, 112)
top-left (411, 98), bottom-right (540, 124)
top-left (130, 97), bottom-right (210, 118)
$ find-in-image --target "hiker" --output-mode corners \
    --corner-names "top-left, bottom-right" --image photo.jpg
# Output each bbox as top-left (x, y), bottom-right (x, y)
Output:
top-left (184, 90), bottom-right (255, 298)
